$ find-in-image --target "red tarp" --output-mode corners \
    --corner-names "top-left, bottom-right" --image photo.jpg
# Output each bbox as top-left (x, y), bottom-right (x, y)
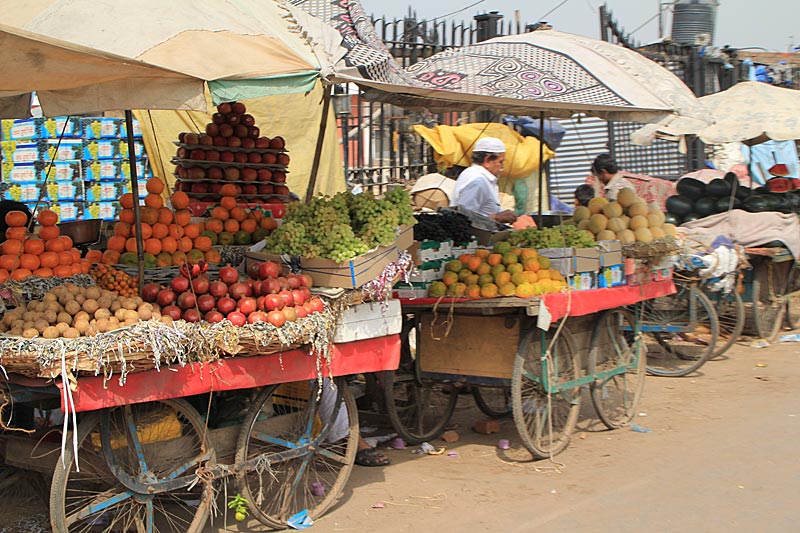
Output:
top-left (58, 334), bottom-right (400, 413)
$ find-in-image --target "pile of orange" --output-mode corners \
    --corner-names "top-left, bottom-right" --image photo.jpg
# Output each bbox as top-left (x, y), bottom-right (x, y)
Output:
top-left (206, 184), bottom-right (278, 245)
top-left (103, 177), bottom-right (221, 266)
top-left (0, 209), bottom-right (91, 283)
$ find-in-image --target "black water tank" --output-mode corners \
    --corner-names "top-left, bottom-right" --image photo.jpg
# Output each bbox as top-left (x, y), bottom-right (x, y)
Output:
top-left (671, 0), bottom-right (718, 45)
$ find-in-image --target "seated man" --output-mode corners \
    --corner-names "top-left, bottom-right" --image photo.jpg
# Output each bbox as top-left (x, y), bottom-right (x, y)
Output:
top-left (589, 154), bottom-right (635, 202)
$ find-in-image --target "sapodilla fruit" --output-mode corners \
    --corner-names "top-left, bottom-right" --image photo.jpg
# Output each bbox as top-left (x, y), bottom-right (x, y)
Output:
top-left (647, 212), bottom-right (666, 227)
top-left (650, 226), bottom-right (667, 240)
top-left (588, 197), bottom-right (609, 214)
top-left (663, 223), bottom-right (677, 237)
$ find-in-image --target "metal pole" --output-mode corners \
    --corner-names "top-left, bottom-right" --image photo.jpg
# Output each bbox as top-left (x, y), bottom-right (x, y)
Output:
top-left (537, 111), bottom-right (545, 228)
top-left (124, 110), bottom-right (145, 295)
top-left (305, 85), bottom-right (333, 202)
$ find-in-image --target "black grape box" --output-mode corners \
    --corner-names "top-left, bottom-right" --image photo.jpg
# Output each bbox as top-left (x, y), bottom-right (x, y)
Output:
top-left (247, 225), bottom-right (414, 289)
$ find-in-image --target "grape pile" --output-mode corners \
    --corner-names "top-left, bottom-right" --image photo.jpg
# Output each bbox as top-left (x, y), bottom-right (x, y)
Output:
top-left (264, 189), bottom-right (416, 262)
top-left (413, 212), bottom-right (473, 246)
top-left (507, 225), bottom-right (596, 249)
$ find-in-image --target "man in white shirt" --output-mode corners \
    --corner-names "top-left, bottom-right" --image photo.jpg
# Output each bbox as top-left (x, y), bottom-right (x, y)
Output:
top-left (591, 154), bottom-right (635, 202)
top-left (452, 137), bottom-right (517, 224)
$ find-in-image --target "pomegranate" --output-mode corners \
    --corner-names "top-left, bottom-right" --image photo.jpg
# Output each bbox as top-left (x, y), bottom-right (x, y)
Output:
top-left (291, 289), bottom-right (306, 307)
top-left (248, 311), bottom-right (268, 324)
top-left (256, 295), bottom-right (266, 311)
top-left (237, 297), bottom-right (257, 315)
top-left (141, 283), bottom-right (161, 303)
top-left (219, 265), bottom-right (239, 285)
top-left (197, 294), bottom-right (216, 313)
top-left (282, 307), bottom-right (297, 322)
top-left (177, 292), bottom-right (196, 310)
top-left (263, 279), bottom-right (281, 294)
top-left (171, 276), bottom-right (190, 293)
top-left (229, 282), bottom-right (251, 300)
top-left (217, 297), bottom-right (236, 315)
top-left (247, 262), bottom-right (261, 280)
top-left (277, 277), bottom-right (290, 291)
top-left (157, 289), bottom-right (176, 307)
top-left (227, 311), bottom-right (247, 327)
top-left (299, 274), bottom-right (313, 288)
top-left (162, 305), bottom-right (183, 321)
top-left (309, 297), bottom-right (324, 314)
top-left (286, 275), bottom-right (302, 289)
top-left (278, 290), bottom-right (294, 308)
top-left (220, 151), bottom-right (235, 163)
top-left (182, 309), bottom-right (201, 323)
top-left (295, 305), bottom-right (308, 319)
top-left (267, 310), bottom-right (286, 327)
top-left (191, 276), bottom-right (210, 295)
top-left (299, 287), bottom-right (312, 301)
top-left (258, 261), bottom-right (280, 280)
top-left (209, 280), bottom-right (228, 298)
top-left (205, 310), bottom-right (224, 323)
top-left (264, 294), bottom-right (284, 311)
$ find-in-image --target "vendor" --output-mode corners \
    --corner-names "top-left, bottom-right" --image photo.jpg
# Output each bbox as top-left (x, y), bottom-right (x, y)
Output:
top-left (591, 154), bottom-right (635, 202)
top-left (452, 137), bottom-right (517, 224)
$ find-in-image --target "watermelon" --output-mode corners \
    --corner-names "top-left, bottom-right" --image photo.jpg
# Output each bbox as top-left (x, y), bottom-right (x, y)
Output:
top-left (693, 197), bottom-right (717, 217)
top-left (676, 178), bottom-right (706, 200)
top-left (666, 194), bottom-right (694, 217)
top-left (706, 179), bottom-right (732, 198)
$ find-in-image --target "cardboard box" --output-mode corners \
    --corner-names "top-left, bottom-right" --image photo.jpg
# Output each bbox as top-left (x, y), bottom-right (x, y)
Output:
top-left (56, 202), bottom-right (84, 222)
top-left (569, 271), bottom-right (597, 291)
top-left (332, 300), bottom-right (402, 343)
top-left (83, 139), bottom-right (144, 160)
top-left (393, 282), bottom-right (430, 299)
top-left (538, 247), bottom-right (600, 277)
top-left (37, 139), bottom-right (84, 161)
top-left (597, 240), bottom-right (624, 267)
top-left (248, 225), bottom-right (414, 289)
top-left (2, 141), bottom-right (39, 163)
top-left (82, 158), bottom-right (151, 181)
top-left (598, 265), bottom-right (625, 288)
top-left (81, 117), bottom-right (143, 139)
top-left (1, 117), bottom-right (81, 140)
top-left (4, 182), bottom-right (43, 203)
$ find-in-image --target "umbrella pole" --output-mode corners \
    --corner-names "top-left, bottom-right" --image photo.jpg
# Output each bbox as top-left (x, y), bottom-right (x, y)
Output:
top-left (305, 84), bottom-right (333, 203)
top-left (537, 112), bottom-right (545, 228)
top-left (125, 110), bottom-right (145, 294)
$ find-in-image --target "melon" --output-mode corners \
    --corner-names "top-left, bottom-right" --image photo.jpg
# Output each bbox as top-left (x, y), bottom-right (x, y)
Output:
top-left (588, 197), bottom-right (609, 214)
top-left (650, 226), bottom-right (666, 240)
top-left (577, 219), bottom-right (592, 231)
top-left (620, 215), bottom-right (630, 227)
top-left (602, 202), bottom-right (623, 219)
top-left (629, 215), bottom-right (649, 230)
top-left (617, 188), bottom-right (637, 208)
top-left (617, 229), bottom-right (636, 244)
top-left (627, 202), bottom-right (649, 218)
top-left (596, 230), bottom-right (616, 241)
top-left (663, 223), bottom-right (677, 237)
top-left (607, 217), bottom-right (627, 233)
top-left (634, 227), bottom-right (654, 243)
top-left (646, 212), bottom-right (665, 228)
top-left (573, 206), bottom-right (591, 223)
top-left (588, 213), bottom-right (609, 234)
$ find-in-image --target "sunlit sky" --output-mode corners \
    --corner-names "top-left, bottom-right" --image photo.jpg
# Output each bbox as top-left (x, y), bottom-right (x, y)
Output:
top-left (361, 0), bottom-right (797, 53)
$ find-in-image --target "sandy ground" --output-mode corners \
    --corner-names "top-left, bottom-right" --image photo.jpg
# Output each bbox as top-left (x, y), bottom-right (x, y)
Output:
top-left (1, 331), bottom-right (797, 532)
top-left (212, 332), bottom-right (800, 533)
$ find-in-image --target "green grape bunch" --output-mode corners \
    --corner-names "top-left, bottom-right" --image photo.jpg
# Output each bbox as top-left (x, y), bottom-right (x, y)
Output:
top-left (507, 225), bottom-right (596, 249)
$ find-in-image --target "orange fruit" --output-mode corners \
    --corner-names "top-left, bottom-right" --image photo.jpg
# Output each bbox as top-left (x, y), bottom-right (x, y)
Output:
top-left (20, 254), bottom-right (40, 271)
top-left (23, 238), bottom-right (45, 255)
top-left (70, 263), bottom-right (82, 276)
top-left (171, 191), bottom-right (190, 210)
top-left (179, 236), bottom-right (193, 253)
top-left (39, 225), bottom-right (60, 240)
top-left (144, 238), bottom-right (162, 256)
top-left (144, 194), bottom-right (163, 209)
top-left (58, 236), bottom-right (73, 250)
top-left (146, 178), bottom-right (165, 195)
top-left (114, 222), bottom-right (132, 237)
top-left (2, 239), bottom-right (24, 255)
top-left (120, 193), bottom-right (135, 209)
top-left (80, 259), bottom-right (91, 274)
top-left (57, 251), bottom-right (73, 266)
top-left (204, 249), bottom-right (221, 263)
top-left (6, 227), bottom-right (28, 241)
top-left (85, 250), bottom-right (103, 264)
top-left (0, 269), bottom-right (8, 284)
top-left (70, 248), bottom-right (82, 263)
top-left (230, 207), bottom-right (247, 222)
top-left (183, 223), bottom-right (201, 239)
top-left (193, 235), bottom-right (212, 252)
top-left (240, 219), bottom-right (257, 233)
top-left (107, 235), bottom-right (126, 252)
top-left (132, 222), bottom-right (153, 240)
top-left (251, 210), bottom-right (264, 223)
top-left (33, 267), bottom-right (53, 278)
top-left (5, 211), bottom-right (29, 227)
top-left (260, 217), bottom-right (278, 231)
top-left (39, 252), bottom-right (58, 269)
top-left (102, 250), bottom-right (120, 264)
top-left (206, 219), bottom-right (224, 233)
top-left (487, 253), bottom-right (502, 266)
top-left (140, 206), bottom-right (158, 225)
top-left (0, 255), bottom-right (20, 271)
top-left (119, 209), bottom-right (135, 225)
top-left (151, 223), bottom-right (169, 239)
top-left (223, 219), bottom-right (239, 233)
top-left (211, 207), bottom-right (230, 221)
top-left (175, 209), bottom-right (191, 227)
top-left (125, 237), bottom-right (138, 253)
top-left (475, 249), bottom-right (490, 259)
top-left (161, 236), bottom-right (178, 254)
top-left (53, 265), bottom-right (72, 278)
top-left (219, 184), bottom-right (239, 197)
top-left (171, 251), bottom-right (187, 266)
top-left (157, 207), bottom-right (174, 225)
top-left (36, 209), bottom-right (58, 226)
top-left (11, 268), bottom-right (32, 281)
top-left (220, 196), bottom-right (237, 210)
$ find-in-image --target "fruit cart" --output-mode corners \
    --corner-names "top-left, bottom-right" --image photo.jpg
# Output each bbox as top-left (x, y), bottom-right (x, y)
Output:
top-left (390, 280), bottom-right (675, 457)
top-left (0, 334), bottom-right (399, 532)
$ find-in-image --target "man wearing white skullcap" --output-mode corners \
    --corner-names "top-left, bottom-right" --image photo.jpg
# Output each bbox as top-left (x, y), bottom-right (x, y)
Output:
top-left (452, 137), bottom-right (517, 224)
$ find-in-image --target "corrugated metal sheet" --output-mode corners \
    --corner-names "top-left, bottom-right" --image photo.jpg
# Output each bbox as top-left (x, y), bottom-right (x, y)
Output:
top-left (610, 122), bottom-right (688, 179)
top-left (549, 116), bottom-right (609, 202)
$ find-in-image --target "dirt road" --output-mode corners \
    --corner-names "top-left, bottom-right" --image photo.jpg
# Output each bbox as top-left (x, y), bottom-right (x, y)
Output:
top-left (219, 336), bottom-right (799, 533)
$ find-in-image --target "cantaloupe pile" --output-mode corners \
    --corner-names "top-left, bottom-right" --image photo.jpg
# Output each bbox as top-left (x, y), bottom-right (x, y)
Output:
top-left (103, 177), bottom-right (221, 267)
top-left (205, 183), bottom-right (278, 246)
top-left (573, 189), bottom-right (677, 245)
top-left (0, 209), bottom-right (91, 283)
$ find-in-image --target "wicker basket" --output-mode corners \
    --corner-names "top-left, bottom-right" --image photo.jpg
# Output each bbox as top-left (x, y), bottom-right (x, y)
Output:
top-left (113, 263), bottom-right (223, 284)
top-left (622, 238), bottom-right (681, 260)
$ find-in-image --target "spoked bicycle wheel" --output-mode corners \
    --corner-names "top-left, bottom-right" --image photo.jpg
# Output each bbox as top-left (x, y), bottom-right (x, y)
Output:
top-left (472, 386), bottom-right (511, 419)
top-left (588, 308), bottom-right (646, 429)
top-left (235, 378), bottom-right (358, 529)
top-left (751, 261), bottom-right (787, 342)
top-left (641, 282), bottom-right (719, 377)
top-left (706, 290), bottom-right (745, 358)
top-left (511, 326), bottom-right (582, 459)
top-left (51, 399), bottom-right (215, 533)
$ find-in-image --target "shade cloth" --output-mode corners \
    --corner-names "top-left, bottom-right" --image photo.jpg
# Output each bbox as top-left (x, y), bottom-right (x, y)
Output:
top-left (680, 210), bottom-right (800, 259)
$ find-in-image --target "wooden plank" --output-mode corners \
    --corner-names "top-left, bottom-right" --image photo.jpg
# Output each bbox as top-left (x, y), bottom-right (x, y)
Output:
top-left (418, 314), bottom-right (520, 379)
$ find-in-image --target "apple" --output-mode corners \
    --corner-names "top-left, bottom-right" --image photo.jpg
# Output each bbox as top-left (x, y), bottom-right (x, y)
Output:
top-left (258, 184), bottom-right (274, 195)
top-left (220, 151), bottom-right (235, 163)
top-left (277, 154), bottom-right (291, 166)
top-left (272, 171), bottom-right (287, 183)
top-left (207, 167), bottom-right (223, 180)
top-left (189, 149), bottom-right (206, 161)
top-left (177, 147), bottom-right (190, 159)
top-left (219, 124), bottom-right (234, 138)
top-left (261, 153), bottom-right (277, 165)
top-left (179, 132), bottom-right (189, 143)
top-left (269, 136), bottom-right (286, 149)
top-left (210, 182), bottom-right (222, 194)
top-left (188, 167), bottom-right (206, 180)
top-left (177, 166), bottom-right (188, 179)
top-left (205, 150), bottom-right (220, 162)
top-left (206, 123), bottom-right (220, 136)
top-left (227, 311), bottom-right (247, 327)
top-left (248, 126), bottom-right (260, 139)
top-left (242, 184), bottom-right (258, 195)
top-left (241, 137), bottom-right (255, 149)
top-left (255, 137), bottom-right (271, 149)
top-left (191, 183), bottom-right (209, 194)
top-left (235, 125), bottom-right (249, 138)
top-left (184, 133), bottom-right (199, 145)
top-left (234, 152), bottom-right (249, 164)
top-left (227, 136), bottom-right (242, 148)
top-left (213, 136), bottom-right (228, 147)
top-left (257, 169), bottom-right (273, 182)
top-left (224, 167), bottom-right (240, 181)
top-left (231, 102), bottom-right (246, 114)
top-left (241, 168), bottom-right (257, 182)
top-left (247, 152), bottom-right (262, 164)
top-left (217, 102), bottom-right (232, 114)
top-left (198, 134), bottom-right (214, 146)
top-left (176, 181), bottom-right (190, 192)
top-left (275, 185), bottom-right (290, 196)
top-left (212, 113), bottom-right (225, 125)
top-left (267, 310), bottom-right (286, 327)
top-left (242, 114), bottom-right (255, 127)
top-left (227, 113), bottom-right (241, 126)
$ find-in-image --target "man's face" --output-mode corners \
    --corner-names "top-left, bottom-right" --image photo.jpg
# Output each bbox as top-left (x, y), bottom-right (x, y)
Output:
top-left (593, 165), bottom-right (612, 185)
top-left (485, 154), bottom-right (505, 177)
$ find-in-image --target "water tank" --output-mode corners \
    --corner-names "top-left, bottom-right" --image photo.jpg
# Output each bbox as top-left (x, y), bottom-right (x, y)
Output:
top-left (671, 0), bottom-right (718, 45)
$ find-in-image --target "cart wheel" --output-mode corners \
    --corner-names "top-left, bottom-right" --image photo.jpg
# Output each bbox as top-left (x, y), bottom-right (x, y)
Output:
top-left (50, 399), bottom-right (214, 533)
top-left (471, 386), bottom-right (511, 419)
top-left (588, 308), bottom-right (646, 430)
top-left (707, 290), bottom-right (745, 358)
top-left (511, 326), bottom-right (581, 459)
top-left (785, 263), bottom-right (800, 330)
top-left (752, 264), bottom-right (786, 342)
top-left (235, 377), bottom-right (358, 529)
top-left (642, 283), bottom-right (719, 377)
top-left (383, 370), bottom-right (458, 445)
